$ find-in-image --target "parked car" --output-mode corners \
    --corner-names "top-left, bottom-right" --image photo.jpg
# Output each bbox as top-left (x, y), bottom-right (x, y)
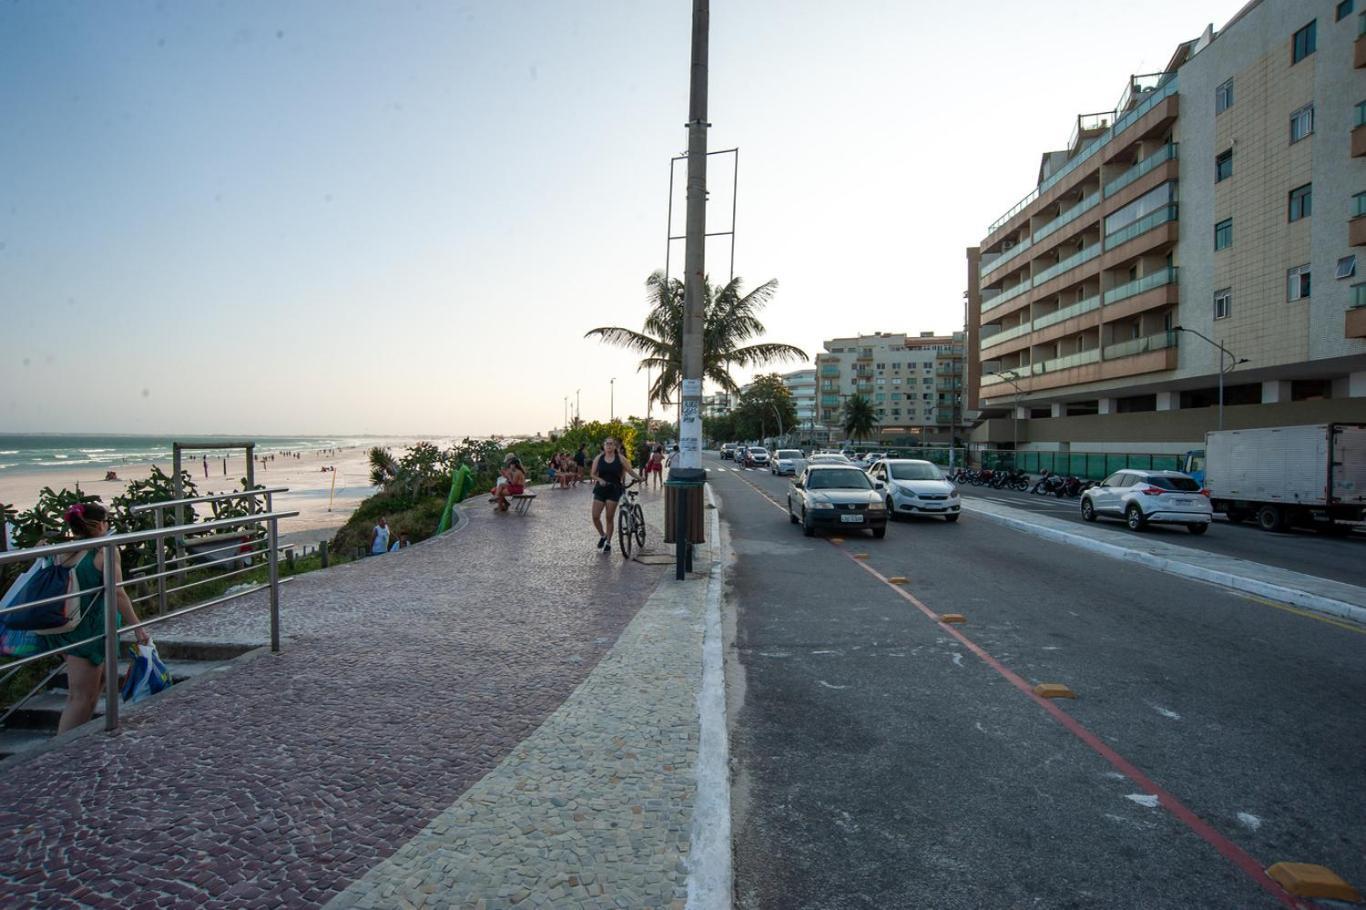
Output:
top-left (720, 443), bottom-right (737, 460)
top-left (787, 464), bottom-right (888, 538)
top-left (770, 449), bottom-right (806, 476)
top-left (867, 459), bottom-right (961, 522)
top-left (745, 446), bottom-right (771, 467)
top-left (857, 451), bottom-right (888, 467)
top-left (1080, 470), bottom-right (1212, 533)
top-left (808, 452), bottom-right (853, 466)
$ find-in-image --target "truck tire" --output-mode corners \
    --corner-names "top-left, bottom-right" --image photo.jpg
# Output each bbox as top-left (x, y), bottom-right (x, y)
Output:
top-left (1223, 507), bottom-right (1248, 523)
top-left (1256, 504), bottom-right (1285, 532)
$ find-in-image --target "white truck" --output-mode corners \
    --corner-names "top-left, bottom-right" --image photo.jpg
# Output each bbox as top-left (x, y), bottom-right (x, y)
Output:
top-left (1183, 423), bottom-right (1366, 532)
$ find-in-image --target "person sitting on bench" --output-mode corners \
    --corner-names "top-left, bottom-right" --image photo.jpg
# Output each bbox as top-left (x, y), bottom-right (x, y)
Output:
top-left (492, 457), bottom-right (526, 512)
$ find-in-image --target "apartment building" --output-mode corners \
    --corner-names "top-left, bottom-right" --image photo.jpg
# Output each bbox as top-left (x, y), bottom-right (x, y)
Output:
top-left (701, 393), bottom-right (732, 419)
top-left (967, 0), bottom-right (1366, 454)
top-left (813, 332), bottom-right (965, 443)
top-left (781, 368), bottom-right (818, 431)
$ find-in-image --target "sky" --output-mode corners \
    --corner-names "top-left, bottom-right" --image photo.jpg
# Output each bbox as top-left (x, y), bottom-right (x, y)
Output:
top-left (1, 0), bottom-right (1238, 437)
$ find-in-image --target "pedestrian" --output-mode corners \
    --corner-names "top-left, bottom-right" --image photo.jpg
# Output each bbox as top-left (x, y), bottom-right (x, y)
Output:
top-left (370, 517), bottom-right (390, 556)
top-left (645, 444), bottom-right (664, 490)
top-left (49, 503), bottom-right (151, 733)
top-left (574, 443), bottom-right (588, 484)
top-left (589, 436), bottom-right (641, 554)
top-left (202, 455), bottom-right (208, 478)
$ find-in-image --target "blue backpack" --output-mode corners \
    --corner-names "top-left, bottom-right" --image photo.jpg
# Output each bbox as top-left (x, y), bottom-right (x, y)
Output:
top-left (5, 554), bottom-right (88, 635)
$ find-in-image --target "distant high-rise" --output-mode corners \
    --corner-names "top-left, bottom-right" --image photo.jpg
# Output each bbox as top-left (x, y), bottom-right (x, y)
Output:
top-left (813, 331), bottom-right (965, 444)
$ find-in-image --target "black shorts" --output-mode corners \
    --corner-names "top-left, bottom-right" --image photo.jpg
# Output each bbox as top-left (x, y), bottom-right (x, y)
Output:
top-left (593, 483), bottom-right (623, 503)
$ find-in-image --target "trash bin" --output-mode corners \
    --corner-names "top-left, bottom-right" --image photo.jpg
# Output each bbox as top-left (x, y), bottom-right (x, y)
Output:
top-left (664, 480), bottom-right (706, 544)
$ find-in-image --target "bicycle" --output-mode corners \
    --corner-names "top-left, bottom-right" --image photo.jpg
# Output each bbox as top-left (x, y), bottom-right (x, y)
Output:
top-left (616, 480), bottom-right (647, 559)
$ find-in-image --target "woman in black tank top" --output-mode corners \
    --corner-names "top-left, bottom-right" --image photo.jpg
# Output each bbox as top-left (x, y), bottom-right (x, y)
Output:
top-left (590, 436), bottom-right (642, 554)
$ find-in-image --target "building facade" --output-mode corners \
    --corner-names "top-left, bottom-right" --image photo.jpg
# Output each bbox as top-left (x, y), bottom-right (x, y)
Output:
top-left (701, 393), bottom-right (732, 419)
top-left (967, 0), bottom-right (1366, 454)
top-left (781, 368), bottom-right (818, 433)
top-left (813, 332), bottom-right (965, 443)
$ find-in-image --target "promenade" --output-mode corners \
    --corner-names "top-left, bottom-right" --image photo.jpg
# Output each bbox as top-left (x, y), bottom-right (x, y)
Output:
top-left (0, 482), bottom-right (719, 909)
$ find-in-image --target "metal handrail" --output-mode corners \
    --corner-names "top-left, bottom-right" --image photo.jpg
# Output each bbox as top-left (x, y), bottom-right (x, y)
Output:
top-left (128, 486), bottom-right (288, 514)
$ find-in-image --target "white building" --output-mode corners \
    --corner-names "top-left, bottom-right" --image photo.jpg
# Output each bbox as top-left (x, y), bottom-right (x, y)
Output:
top-left (814, 332), bottom-right (966, 442)
top-left (781, 368), bottom-right (818, 431)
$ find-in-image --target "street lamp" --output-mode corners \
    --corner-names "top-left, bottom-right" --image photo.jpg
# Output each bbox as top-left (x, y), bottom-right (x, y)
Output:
top-left (992, 369), bottom-right (1026, 461)
top-left (1172, 326), bottom-right (1248, 431)
top-left (610, 378), bottom-right (615, 421)
top-left (576, 388), bottom-right (581, 424)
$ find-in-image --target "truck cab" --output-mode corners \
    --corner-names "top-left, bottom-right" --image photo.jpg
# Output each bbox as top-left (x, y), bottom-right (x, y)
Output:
top-left (1183, 450), bottom-right (1206, 487)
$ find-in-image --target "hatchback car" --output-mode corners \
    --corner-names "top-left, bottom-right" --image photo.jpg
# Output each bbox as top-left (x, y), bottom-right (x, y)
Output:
top-left (770, 449), bottom-right (806, 476)
top-left (867, 459), bottom-right (961, 522)
top-left (1081, 470), bottom-right (1212, 533)
top-left (745, 446), bottom-right (771, 468)
top-left (787, 464), bottom-right (888, 538)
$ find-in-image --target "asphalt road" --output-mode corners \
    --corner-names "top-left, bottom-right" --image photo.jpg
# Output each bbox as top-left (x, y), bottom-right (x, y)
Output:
top-left (954, 482), bottom-right (1366, 588)
top-left (710, 456), bottom-right (1366, 910)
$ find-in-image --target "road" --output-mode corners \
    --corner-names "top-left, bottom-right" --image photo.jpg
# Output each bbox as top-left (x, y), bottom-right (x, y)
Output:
top-left (710, 456), bottom-right (1366, 910)
top-left (955, 482), bottom-right (1366, 588)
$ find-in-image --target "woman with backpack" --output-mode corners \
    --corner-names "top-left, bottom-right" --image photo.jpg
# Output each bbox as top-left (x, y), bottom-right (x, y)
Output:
top-left (49, 502), bottom-right (149, 733)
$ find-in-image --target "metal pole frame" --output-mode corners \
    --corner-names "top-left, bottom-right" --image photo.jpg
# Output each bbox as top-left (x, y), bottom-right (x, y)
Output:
top-left (102, 539), bottom-right (120, 732)
top-left (664, 147), bottom-right (739, 287)
top-left (268, 515), bottom-right (281, 652)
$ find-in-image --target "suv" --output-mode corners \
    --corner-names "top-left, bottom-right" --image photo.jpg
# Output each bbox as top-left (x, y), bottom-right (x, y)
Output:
top-left (1081, 470), bottom-right (1212, 533)
top-left (770, 449), bottom-right (805, 476)
top-left (745, 446), bottom-right (770, 467)
top-left (720, 443), bottom-right (737, 460)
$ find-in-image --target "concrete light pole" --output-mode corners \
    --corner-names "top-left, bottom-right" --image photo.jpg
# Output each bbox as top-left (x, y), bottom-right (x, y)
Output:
top-left (576, 388), bottom-right (581, 424)
top-left (610, 378), bottom-right (615, 421)
top-left (1173, 326), bottom-right (1248, 431)
top-left (992, 370), bottom-right (1026, 460)
top-left (675, 0), bottom-right (709, 478)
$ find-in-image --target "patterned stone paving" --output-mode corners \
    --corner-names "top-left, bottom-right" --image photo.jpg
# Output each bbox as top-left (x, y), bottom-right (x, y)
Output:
top-left (0, 484), bottom-right (681, 908)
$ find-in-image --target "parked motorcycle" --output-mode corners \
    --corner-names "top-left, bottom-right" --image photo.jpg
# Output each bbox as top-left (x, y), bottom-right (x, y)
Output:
top-left (1030, 470), bottom-right (1062, 495)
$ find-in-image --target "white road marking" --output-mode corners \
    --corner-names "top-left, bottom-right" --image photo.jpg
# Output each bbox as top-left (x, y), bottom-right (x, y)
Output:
top-left (1237, 812), bottom-right (1262, 831)
top-left (1125, 794), bottom-right (1160, 808)
top-left (1149, 704), bottom-right (1182, 720)
top-left (817, 680), bottom-right (849, 690)
top-left (949, 652), bottom-right (964, 667)
top-left (758, 650), bottom-right (791, 658)
top-left (810, 649), bottom-right (843, 655)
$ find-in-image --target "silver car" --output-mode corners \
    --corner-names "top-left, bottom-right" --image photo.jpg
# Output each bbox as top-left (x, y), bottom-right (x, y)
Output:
top-left (770, 449), bottom-right (806, 476)
top-left (1081, 470), bottom-right (1212, 533)
top-left (867, 459), bottom-right (961, 522)
top-left (787, 464), bottom-right (888, 538)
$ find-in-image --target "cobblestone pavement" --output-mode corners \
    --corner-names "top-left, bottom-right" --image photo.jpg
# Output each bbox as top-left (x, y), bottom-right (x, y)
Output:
top-left (0, 483), bottom-right (687, 909)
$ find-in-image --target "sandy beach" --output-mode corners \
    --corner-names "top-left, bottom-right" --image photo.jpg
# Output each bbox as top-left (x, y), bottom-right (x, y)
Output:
top-left (0, 444), bottom-right (416, 549)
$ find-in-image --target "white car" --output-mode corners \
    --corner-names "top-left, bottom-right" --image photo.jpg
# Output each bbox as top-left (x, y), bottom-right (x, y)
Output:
top-left (808, 453), bottom-right (853, 466)
top-left (746, 446), bottom-right (770, 467)
top-left (770, 449), bottom-right (805, 476)
top-left (1081, 470), bottom-right (1212, 533)
top-left (867, 459), bottom-right (961, 522)
top-left (858, 451), bottom-right (888, 467)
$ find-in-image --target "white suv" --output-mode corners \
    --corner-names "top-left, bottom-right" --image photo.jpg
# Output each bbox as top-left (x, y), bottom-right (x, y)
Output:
top-left (746, 446), bottom-right (770, 467)
top-left (770, 449), bottom-right (805, 476)
top-left (1081, 470), bottom-right (1212, 533)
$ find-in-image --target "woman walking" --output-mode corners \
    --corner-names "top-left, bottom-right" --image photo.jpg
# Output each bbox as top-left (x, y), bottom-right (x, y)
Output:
top-left (49, 503), bottom-right (150, 733)
top-left (645, 444), bottom-right (664, 491)
top-left (590, 437), bottom-right (641, 553)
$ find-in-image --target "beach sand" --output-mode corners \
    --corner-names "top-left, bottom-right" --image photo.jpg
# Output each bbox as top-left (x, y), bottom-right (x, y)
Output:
top-left (0, 445), bottom-right (408, 549)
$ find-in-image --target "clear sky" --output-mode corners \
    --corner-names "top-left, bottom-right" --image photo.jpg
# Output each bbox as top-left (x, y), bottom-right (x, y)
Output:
top-left (1, 0), bottom-right (1237, 437)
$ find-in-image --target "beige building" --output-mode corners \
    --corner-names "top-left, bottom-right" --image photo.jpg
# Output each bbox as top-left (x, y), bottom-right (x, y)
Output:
top-left (967, 0), bottom-right (1366, 454)
top-left (814, 332), bottom-right (965, 443)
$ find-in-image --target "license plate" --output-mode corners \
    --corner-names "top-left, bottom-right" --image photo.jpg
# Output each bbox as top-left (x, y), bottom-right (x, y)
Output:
top-left (840, 514), bottom-right (864, 523)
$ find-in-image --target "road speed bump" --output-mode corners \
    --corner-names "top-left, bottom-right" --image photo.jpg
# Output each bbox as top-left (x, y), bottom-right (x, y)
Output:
top-left (830, 537), bottom-right (845, 544)
top-left (1033, 683), bottom-right (1076, 699)
top-left (1265, 863), bottom-right (1361, 902)
top-left (887, 576), bottom-right (909, 585)
top-left (853, 553), bottom-right (869, 560)
top-left (938, 613), bottom-right (966, 624)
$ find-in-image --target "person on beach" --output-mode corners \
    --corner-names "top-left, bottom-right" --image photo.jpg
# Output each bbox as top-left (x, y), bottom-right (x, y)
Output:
top-left (590, 437), bottom-right (641, 554)
top-left (370, 517), bottom-right (390, 555)
top-left (202, 456), bottom-right (208, 478)
top-left (50, 503), bottom-right (150, 733)
top-left (492, 457), bottom-right (526, 512)
top-left (645, 444), bottom-right (664, 490)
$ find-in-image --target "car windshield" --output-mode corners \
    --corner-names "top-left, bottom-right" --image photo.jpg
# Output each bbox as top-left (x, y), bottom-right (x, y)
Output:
top-left (750, 448), bottom-right (768, 454)
top-left (1145, 475), bottom-right (1201, 492)
top-left (806, 469), bottom-right (872, 490)
top-left (889, 463), bottom-right (942, 481)
top-left (810, 455), bottom-right (847, 463)
top-left (776, 450), bottom-right (802, 459)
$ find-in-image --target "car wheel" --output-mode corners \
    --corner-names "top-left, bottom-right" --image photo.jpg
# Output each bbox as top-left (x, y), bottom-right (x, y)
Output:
top-left (788, 502), bottom-right (798, 524)
top-left (885, 496), bottom-right (897, 521)
top-left (802, 508), bottom-right (815, 537)
top-left (1257, 504), bottom-right (1285, 532)
top-left (1081, 498), bottom-right (1097, 522)
top-left (872, 525), bottom-right (886, 539)
top-left (1187, 523), bottom-right (1208, 535)
top-left (1125, 504), bottom-right (1146, 531)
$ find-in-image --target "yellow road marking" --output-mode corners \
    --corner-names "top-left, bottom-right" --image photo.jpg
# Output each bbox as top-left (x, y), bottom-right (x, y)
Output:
top-left (1240, 594), bottom-right (1366, 635)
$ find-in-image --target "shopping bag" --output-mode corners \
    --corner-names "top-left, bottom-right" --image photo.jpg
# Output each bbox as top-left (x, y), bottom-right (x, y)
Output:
top-left (0, 560), bottom-right (49, 657)
top-left (120, 642), bottom-right (174, 704)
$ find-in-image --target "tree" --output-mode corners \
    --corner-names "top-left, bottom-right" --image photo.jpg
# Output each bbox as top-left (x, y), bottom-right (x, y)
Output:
top-left (585, 271), bottom-right (808, 406)
top-left (703, 413), bottom-right (737, 447)
top-left (842, 395), bottom-right (879, 443)
top-left (733, 374), bottom-right (798, 441)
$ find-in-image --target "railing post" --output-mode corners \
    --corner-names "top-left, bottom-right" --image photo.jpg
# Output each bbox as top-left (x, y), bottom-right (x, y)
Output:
top-left (153, 509), bottom-right (167, 617)
top-left (319, 540), bottom-right (329, 568)
top-left (103, 540), bottom-right (120, 732)
top-left (268, 515), bottom-right (280, 653)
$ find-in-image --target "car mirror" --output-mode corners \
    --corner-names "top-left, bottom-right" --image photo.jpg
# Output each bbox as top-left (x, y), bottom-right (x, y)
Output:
top-left (792, 480), bottom-right (803, 489)
top-left (874, 481), bottom-right (885, 491)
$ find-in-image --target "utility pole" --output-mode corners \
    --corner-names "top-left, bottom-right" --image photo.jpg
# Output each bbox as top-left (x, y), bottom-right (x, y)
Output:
top-left (610, 378), bottom-right (615, 421)
top-left (564, 396), bottom-right (568, 431)
top-left (576, 388), bottom-right (581, 424)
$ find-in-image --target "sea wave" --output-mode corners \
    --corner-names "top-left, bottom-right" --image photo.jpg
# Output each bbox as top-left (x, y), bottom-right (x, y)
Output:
top-left (0, 450), bottom-right (17, 455)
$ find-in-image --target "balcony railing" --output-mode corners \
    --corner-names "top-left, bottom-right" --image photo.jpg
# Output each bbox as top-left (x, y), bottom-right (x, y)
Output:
top-left (978, 236), bottom-right (1034, 279)
top-left (1032, 348), bottom-right (1101, 374)
top-left (819, 366), bottom-right (840, 377)
top-left (1104, 143), bottom-right (1178, 198)
top-left (1103, 330), bottom-right (1178, 360)
top-left (981, 321), bottom-right (1035, 349)
top-left (1033, 242), bottom-right (1101, 286)
top-left (1356, 100), bottom-right (1366, 128)
top-left (820, 395), bottom-right (841, 406)
top-left (1033, 294), bottom-right (1101, 330)
top-left (981, 280), bottom-right (1032, 314)
top-left (1103, 203), bottom-right (1178, 251)
top-left (1104, 266), bottom-right (1179, 305)
top-left (985, 74), bottom-right (1177, 236)
top-left (1032, 192), bottom-right (1101, 244)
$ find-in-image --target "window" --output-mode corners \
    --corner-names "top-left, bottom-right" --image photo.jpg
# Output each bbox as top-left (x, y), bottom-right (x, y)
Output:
top-left (1354, 283), bottom-right (1366, 309)
top-left (1288, 184), bottom-right (1312, 222)
top-left (1338, 255), bottom-right (1358, 280)
top-left (1214, 218), bottom-right (1233, 250)
top-left (1354, 191), bottom-right (1366, 218)
top-left (1338, 0), bottom-right (1355, 21)
top-left (891, 392), bottom-right (902, 401)
top-left (1215, 79), bottom-right (1234, 113)
top-left (1215, 149), bottom-right (1233, 182)
top-left (1292, 20), bottom-right (1316, 63)
top-left (1290, 104), bottom-right (1314, 142)
top-left (1288, 264), bottom-right (1311, 301)
top-left (1214, 288), bottom-right (1232, 320)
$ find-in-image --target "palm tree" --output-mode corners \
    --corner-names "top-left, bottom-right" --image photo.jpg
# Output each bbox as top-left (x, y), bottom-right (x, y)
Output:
top-left (586, 271), bottom-right (807, 406)
top-left (842, 395), bottom-right (879, 444)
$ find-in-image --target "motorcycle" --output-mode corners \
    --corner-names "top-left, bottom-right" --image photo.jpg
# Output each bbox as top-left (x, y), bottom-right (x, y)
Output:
top-left (1030, 471), bottom-right (1063, 495)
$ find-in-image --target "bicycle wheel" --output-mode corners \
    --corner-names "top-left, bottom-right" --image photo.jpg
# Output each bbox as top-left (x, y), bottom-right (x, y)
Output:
top-left (633, 504), bottom-right (646, 547)
top-left (617, 512), bottom-right (634, 559)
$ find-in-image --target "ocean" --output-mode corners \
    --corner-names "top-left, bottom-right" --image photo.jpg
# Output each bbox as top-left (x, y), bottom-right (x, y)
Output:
top-left (0, 434), bottom-right (366, 477)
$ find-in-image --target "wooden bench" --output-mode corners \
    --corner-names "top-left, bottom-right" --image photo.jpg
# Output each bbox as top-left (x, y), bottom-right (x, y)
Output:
top-left (488, 491), bottom-right (537, 515)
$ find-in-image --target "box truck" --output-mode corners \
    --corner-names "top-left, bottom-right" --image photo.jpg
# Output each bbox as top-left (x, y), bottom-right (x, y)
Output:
top-left (1183, 424), bottom-right (1366, 532)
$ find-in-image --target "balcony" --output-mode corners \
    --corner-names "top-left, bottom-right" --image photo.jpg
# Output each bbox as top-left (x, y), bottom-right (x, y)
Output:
top-left (1104, 204), bottom-right (1178, 251)
top-left (1357, 13), bottom-right (1366, 68)
top-left (820, 395), bottom-right (842, 407)
top-left (1033, 242), bottom-right (1102, 286)
top-left (981, 280), bottom-right (1032, 315)
top-left (1034, 294), bottom-right (1101, 330)
top-left (980, 321), bottom-right (1034, 352)
top-left (1353, 215), bottom-right (1366, 248)
top-left (979, 236), bottom-right (1033, 280)
top-left (1104, 144), bottom-right (1178, 198)
top-left (819, 365), bottom-right (840, 377)
top-left (1104, 266), bottom-right (1178, 305)
top-left (1103, 330), bottom-right (1178, 360)
top-left (1032, 192), bottom-right (1101, 245)
top-left (1032, 348), bottom-right (1101, 375)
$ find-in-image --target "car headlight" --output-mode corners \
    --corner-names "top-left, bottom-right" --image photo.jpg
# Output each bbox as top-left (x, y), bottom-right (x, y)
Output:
top-left (898, 485), bottom-right (916, 498)
top-left (867, 501), bottom-right (886, 511)
top-left (811, 501), bottom-right (835, 510)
